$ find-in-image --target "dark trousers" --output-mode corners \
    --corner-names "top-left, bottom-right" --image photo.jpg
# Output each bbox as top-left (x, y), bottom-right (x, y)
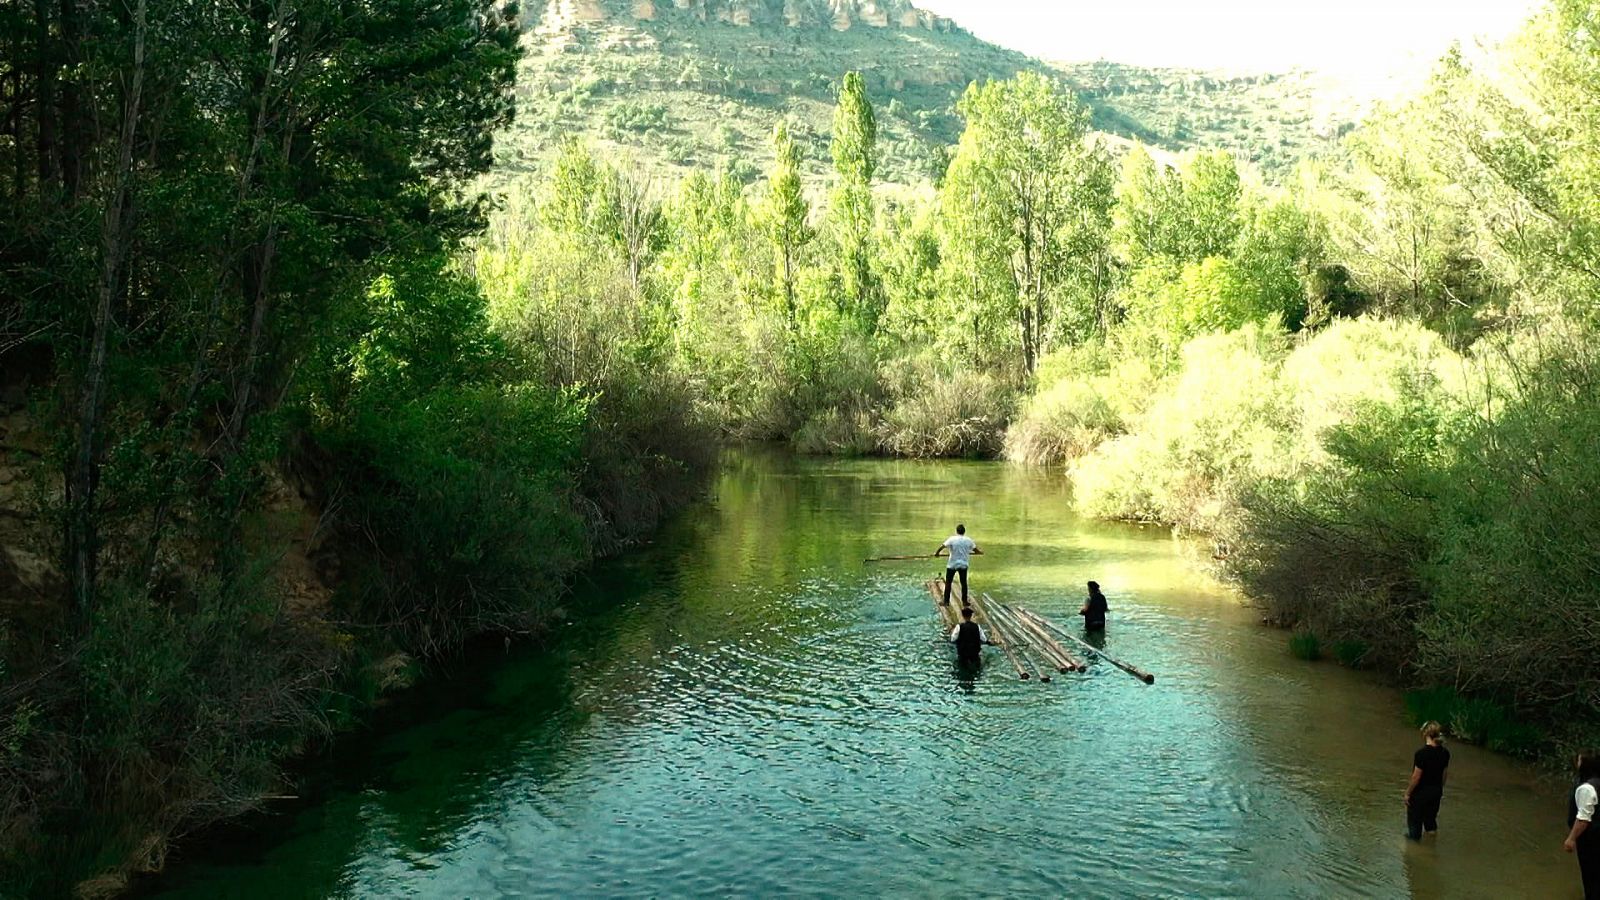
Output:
top-left (1581, 834), bottom-right (1600, 899)
top-left (1406, 785), bottom-right (1442, 839)
top-left (942, 567), bottom-right (969, 606)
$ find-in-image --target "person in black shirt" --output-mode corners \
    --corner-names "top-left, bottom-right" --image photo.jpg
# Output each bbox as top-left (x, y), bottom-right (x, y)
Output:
top-left (1405, 721), bottom-right (1450, 840)
top-left (948, 606), bottom-right (992, 663)
top-left (1079, 581), bottom-right (1108, 631)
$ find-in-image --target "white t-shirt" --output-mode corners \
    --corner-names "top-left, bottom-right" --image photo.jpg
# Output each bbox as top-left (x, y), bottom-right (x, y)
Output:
top-left (943, 535), bottom-right (976, 569)
top-left (949, 623), bottom-right (987, 643)
top-left (1577, 782), bottom-right (1598, 823)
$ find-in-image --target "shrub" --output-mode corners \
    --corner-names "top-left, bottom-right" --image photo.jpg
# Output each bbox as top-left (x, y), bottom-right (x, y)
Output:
top-left (1004, 375), bottom-right (1122, 465)
top-left (1405, 687), bottom-right (1545, 758)
top-left (325, 382), bottom-right (589, 655)
top-left (1332, 639), bottom-right (1370, 668)
top-left (1073, 320), bottom-right (1292, 528)
top-left (1226, 320), bottom-right (1600, 751)
top-left (1, 573), bottom-right (343, 896)
top-left (1289, 630), bottom-right (1322, 661)
top-left (877, 368), bottom-right (1009, 459)
top-left (793, 407), bottom-right (877, 456)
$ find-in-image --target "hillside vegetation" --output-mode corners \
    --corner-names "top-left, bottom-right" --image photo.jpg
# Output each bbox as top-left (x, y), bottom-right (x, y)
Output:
top-left (503, 0), bottom-right (1362, 185)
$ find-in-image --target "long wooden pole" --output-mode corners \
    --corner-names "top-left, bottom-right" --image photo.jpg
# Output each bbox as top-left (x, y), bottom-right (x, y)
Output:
top-left (965, 592), bottom-right (1029, 681)
top-left (1018, 607), bottom-right (1156, 684)
top-left (866, 554), bottom-right (937, 563)
top-left (925, 580), bottom-right (961, 630)
top-left (995, 601), bottom-right (1083, 672)
top-left (981, 597), bottom-right (1052, 682)
top-left (981, 596), bottom-right (1068, 674)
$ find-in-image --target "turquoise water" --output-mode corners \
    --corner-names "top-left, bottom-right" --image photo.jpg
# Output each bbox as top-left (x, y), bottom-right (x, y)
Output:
top-left (143, 451), bottom-right (1577, 898)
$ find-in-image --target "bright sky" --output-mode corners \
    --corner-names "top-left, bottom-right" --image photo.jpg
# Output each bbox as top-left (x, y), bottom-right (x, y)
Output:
top-left (916, 0), bottom-right (1541, 79)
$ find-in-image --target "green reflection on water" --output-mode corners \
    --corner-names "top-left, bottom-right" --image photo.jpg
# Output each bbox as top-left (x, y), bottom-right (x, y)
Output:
top-left (142, 449), bottom-right (1574, 899)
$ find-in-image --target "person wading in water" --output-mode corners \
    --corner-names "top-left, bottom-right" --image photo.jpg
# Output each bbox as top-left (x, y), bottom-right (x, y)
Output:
top-left (948, 605), bottom-right (993, 664)
top-left (935, 523), bottom-right (981, 607)
top-left (1080, 581), bottom-right (1108, 631)
top-left (1404, 721), bottom-right (1450, 840)
top-left (1564, 750), bottom-right (1600, 898)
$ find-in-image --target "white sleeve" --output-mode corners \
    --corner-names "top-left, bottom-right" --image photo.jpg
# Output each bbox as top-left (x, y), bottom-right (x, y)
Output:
top-left (942, 537), bottom-right (952, 549)
top-left (978, 624), bottom-right (987, 643)
top-left (949, 625), bottom-right (960, 642)
top-left (1578, 784), bottom-right (1598, 822)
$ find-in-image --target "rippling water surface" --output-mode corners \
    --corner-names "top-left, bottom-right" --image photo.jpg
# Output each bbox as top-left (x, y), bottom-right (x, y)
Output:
top-left (145, 451), bottom-right (1577, 898)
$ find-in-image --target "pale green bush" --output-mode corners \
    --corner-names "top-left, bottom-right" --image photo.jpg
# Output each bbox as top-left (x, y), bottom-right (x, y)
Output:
top-left (1005, 348), bottom-right (1161, 465)
top-left (1073, 320), bottom-right (1293, 529)
top-left (1280, 316), bottom-right (1466, 469)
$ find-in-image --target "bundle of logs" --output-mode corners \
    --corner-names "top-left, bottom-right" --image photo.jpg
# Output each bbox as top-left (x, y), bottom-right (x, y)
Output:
top-left (924, 580), bottom-right (1155, 685)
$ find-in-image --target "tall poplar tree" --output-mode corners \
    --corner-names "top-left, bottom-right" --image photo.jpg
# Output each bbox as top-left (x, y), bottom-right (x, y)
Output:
top-left (763, 120), bottom-right (812, 323)
top-left (828, 72), bottom-right (879, 325)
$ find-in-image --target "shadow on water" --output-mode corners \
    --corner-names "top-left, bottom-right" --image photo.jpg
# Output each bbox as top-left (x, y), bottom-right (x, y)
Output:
top-left (139, 448), bottom-right (1580, 899)
top-left (951, 656), bottom-right (982, 695)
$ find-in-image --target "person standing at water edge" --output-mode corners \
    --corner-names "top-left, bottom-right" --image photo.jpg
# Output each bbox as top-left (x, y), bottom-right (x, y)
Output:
top-left (1080, 581), bottom-right (1108, 630)
top-left (935, 523), bottom-right (980, 606)
top-left (1404, 721), bottom-right (1449, 840)
top-left (1564, 750), bottom-right (1600, 898)
top-left (949, 606), bottom-right (992, 663)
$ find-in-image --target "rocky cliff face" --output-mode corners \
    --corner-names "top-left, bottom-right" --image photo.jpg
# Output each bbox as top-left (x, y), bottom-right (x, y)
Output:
top-left (539, 0), bottom-right (956, 32)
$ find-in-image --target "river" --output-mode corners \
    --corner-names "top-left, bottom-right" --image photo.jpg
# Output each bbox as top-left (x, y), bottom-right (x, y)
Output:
top-left (142, 450), bottom-right (1579, 898)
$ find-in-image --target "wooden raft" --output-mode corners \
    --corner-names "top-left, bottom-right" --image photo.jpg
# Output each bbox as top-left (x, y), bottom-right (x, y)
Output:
top-left (924, 579), bottom-right (1155, 685)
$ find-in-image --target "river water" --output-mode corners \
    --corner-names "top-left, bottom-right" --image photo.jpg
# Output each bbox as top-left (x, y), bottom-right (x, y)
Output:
top-left (144, 451), bottom-right (1578, 898)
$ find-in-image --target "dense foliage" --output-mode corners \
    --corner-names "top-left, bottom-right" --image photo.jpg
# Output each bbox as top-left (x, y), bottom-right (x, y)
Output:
top-left (0, 0), bottom-right (707, 893)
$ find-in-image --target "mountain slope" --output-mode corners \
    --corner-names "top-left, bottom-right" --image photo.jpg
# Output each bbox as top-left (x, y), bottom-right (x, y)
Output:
top-left (497, 0), bottom-right (1363, 186)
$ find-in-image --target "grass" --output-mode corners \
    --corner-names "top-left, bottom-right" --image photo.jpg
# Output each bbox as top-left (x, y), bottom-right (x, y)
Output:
top-left (1288, 630), bottom-right (1322, 661)
top-left (1331, 638), bottom-right (1370, 668)
top-left (1404, 686), bottom-right (1547, 758)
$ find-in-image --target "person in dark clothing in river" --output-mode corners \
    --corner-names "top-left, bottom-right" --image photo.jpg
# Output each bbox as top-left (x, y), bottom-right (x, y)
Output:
top-left (948, 606), bottom-right (992, 663)
top-left (1079, 581), bottom-right (1108, 631)
top-left (1564, 750), bottom-right (1600, 898)
top-left (1405, 721), bottom-right (1450, 840)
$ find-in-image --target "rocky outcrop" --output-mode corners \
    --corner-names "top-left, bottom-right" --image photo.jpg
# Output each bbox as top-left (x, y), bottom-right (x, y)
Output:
top-left (539, 0), bottom-right (957, 31)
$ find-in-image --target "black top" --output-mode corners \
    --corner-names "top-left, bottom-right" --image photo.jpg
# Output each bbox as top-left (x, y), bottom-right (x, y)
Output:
top-left (1413, 744), bottom-right (1450, 789)
top-left (954, 621), bottom-right (983, 660)
top-left (1082, 594), bottom-right (1107, 629)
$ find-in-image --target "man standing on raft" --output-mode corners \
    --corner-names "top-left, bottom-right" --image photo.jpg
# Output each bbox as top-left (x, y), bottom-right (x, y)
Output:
top-left (935, 523), bottom-right (981, 607)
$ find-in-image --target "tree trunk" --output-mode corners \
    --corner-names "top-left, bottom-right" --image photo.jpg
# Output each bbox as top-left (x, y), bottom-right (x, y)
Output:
top-left (227, 218), bottom-right (279, 450)
top-left (782, 244), bottom-right (794, 325)
top-left (66, 0), bottom-right (147, 614)
top-left (57, 0), bottom-right (84, 199)
top-left (32, 0), bottom-right (58, 191)
top-left (141, 16), bottom-right (285, 582)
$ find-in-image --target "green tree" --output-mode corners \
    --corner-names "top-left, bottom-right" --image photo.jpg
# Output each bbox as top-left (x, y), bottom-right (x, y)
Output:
top-left (1312, 109), bottom-right (1475, 319)
top-left (828, 72), bottom-right (880, 326)
top-left (1112, 144), bottom-right (1184, 267)
top-left (762, 120), bottom-right (813, 323)
top-left (543, 140), bottom-right (623, 243)
top-left (939, 72), bottom-right (1112, 374)
top-left (1177, 150), bottom-right (1245, 261)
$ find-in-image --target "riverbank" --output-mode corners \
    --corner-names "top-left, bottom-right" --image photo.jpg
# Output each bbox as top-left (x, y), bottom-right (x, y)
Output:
top-left (0, 390), bottom-right (714, 898)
